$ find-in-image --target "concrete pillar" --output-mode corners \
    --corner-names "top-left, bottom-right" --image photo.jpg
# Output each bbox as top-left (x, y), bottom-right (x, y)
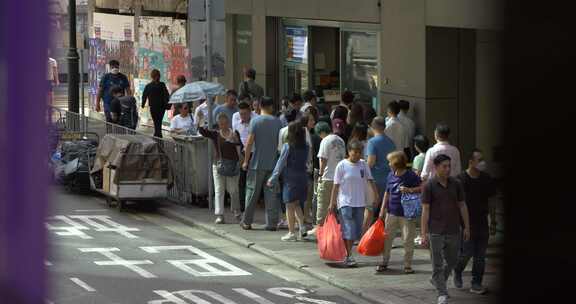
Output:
top-left (248, 0), bottom-right (267, 95)
top-left (379, 0), bottom-right (427, 133)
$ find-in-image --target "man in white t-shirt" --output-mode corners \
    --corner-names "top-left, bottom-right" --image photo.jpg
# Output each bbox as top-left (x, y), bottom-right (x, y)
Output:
top-left (311, 121), bottom-right (346, 234)
top-left (385, 101), bottom-right (408, 152)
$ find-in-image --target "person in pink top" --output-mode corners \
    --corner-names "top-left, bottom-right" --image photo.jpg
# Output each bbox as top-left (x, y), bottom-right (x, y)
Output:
top-left (420, 123), bottom-right (462, 181)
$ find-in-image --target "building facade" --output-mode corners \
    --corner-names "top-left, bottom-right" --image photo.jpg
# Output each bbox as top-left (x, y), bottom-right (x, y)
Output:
top-left (224, 0), bottom-right (504, 176)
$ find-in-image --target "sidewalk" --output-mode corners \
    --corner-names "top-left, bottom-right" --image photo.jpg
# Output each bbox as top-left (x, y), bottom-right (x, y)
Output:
top-left (158, 202), bottom-right (503, 304)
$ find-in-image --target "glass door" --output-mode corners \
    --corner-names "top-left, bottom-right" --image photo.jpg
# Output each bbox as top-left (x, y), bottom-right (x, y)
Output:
top-left (340, 30), bottom-right (380, 111)
top-left (281, 25), bottom-right (310, 98)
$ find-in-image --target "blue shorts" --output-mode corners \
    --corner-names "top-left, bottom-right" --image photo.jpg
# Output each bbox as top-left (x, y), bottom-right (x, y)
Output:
top-left (339, 206), bottom-right (365, 241)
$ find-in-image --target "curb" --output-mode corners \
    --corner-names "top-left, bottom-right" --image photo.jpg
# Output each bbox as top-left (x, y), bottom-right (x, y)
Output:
top-left (158, 206), bottom-right (421, 304)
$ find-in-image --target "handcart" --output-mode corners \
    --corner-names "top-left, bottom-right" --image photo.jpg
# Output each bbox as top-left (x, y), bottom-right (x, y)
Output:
top-left (89, 134), bottom-right (173, 211)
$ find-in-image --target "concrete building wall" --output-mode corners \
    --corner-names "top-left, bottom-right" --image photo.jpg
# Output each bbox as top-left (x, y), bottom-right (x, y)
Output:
top-left (426, 0), bottom-right (504, 30)
top-left (226, 0), bottom-right (380, 23)
top-left (379, 0), bottom-right (427, 134)
top-left (475, 30), bottom-right (503, 175)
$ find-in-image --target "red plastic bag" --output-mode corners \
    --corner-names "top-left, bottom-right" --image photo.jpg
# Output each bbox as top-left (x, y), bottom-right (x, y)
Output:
top-left (317, 212), bottom-right (347, 261)
top-left (357, 218), bottom-right (387, 256)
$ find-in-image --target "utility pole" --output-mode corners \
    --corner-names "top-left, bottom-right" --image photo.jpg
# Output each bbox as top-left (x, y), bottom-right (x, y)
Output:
top-left (67, 0), bottom-right (80, 114)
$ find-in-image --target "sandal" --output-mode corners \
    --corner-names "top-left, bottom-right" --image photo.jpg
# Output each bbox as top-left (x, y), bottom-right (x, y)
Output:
top-left (404, 267), bottom-right (415, 274)
top-left (375, 264), bottom-right (388, 273)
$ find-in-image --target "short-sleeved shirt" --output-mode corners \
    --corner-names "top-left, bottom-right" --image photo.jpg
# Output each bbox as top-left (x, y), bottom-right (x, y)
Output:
top-left (457, 171), bottom-right (497, 238)
top-left (248, 115), bottom-right (282, 171)
top-left (232, 112), bottom-right (257, 148)
top-left (420, 142), bottom-right (462, 180)
top-left (170, 114), bottom-right (194, 131)
top-left (421, 176), bottom-right (465, 235)
top-left (99, 73), bottom-right (130, 111)
top-left (317, 134), bottom-right (346, 181)
top-left (334, 159), bottom-right (373, 208)
top-left (412, 153), bottom-right (426, 173)
top-left (386, 170), bottom-right (422, 217)
top-left (366, 134), bottom-right (396, 187)
top-left (212, 104), bottom-right (238, 123)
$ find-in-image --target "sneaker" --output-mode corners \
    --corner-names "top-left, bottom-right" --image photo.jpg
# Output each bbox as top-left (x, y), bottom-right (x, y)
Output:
top-left (214, 216), bottom-right (224, 224)
top-left (240, 223), bottom-right (252, 230)
top-left (299, 227), bottom-right (308, 240)
top-left (277, 219), bottom-right (288, 229)
top-left (453, 271), bottom-right (463, 289)
top-left (430, 279), bottom-right (451, 298)
top-left (437, 295), bottom-right (448, 304)
top-left (281, 232), bottom-right (297, 241)
top-left (264, 226), bottom-right (278, 231)
top-left (344, 256), bottom-right (357, 267)
top-left (470, 285), bottom-right (487, 295)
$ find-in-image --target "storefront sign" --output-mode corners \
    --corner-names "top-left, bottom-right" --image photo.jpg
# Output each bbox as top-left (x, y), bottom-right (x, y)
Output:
top-left (285, 26), bottom-right (308, 64)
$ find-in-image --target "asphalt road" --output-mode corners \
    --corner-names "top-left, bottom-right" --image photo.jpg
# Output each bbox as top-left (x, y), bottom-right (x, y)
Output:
top-left (47, 189), bottom-right (372, 304)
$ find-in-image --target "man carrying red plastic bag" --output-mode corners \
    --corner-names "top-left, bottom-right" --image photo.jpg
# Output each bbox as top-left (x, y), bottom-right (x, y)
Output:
top-left (318, 141), bottom-right (379, 267)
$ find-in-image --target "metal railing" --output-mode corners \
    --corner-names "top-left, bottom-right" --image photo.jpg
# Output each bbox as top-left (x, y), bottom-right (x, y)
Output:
top-left (49, 106), bottom-right (209, 206)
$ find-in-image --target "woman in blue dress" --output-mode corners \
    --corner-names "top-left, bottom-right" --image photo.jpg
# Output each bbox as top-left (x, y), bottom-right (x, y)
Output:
top-left (268, 121), bottom-right (309, 241)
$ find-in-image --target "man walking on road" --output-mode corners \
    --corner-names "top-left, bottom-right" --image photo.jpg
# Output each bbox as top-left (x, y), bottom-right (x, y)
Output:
top-left (233, 101), bottom-right (257, 212)
top-left (366, 116), bottom-right (396, 224)
top-left (241, 97), bottom-right (283, 231)
top-left (420, 123), bottom-right (462, 182)
top-left (421, 154), bottom-right (471, 304)
top-left (95, 60), bottom-right (132, 122)
top-left (453, 149), bottom-right (497, 295)
top-left (308, 121), bottom-right (346, 236)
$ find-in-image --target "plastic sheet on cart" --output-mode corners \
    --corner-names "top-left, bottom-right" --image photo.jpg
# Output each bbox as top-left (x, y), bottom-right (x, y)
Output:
top-left (91, 134), bottom-right (173, 184)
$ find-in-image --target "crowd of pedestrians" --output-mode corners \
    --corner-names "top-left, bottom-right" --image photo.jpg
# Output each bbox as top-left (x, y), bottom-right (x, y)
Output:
top-left (96, 63), bottom-right (499, 304)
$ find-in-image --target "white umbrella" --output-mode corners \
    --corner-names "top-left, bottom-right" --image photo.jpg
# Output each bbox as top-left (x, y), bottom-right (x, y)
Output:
top-left (169, 81), bottom-right (226, 104)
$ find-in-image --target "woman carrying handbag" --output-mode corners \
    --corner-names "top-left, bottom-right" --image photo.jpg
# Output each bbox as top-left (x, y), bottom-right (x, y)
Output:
top-left (199, 112), bottom-right (243, 224)
top-left (376, 151), bottom-right (422, 274)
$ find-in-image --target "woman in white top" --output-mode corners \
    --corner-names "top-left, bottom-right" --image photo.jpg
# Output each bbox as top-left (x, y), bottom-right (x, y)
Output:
top-left (170, 103), bottom-right (195, 134)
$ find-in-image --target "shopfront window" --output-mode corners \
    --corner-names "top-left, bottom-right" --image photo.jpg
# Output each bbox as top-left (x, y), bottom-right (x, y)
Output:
top-left (341, 31), bottom-right (379, 109)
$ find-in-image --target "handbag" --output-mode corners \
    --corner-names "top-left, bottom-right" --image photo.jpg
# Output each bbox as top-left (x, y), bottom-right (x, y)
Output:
top-left (401, 192), bottom-right (422, 219)
top-left (215, 132), bottom-right (239, 177)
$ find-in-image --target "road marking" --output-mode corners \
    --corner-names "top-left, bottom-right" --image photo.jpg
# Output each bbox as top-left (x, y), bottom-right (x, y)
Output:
top-left (268, 288), bottom-right (337, 304)
top-left (70, 277), bottom-right (96, 292)
top-left (47, 216), bottom-right (92, 239)
top-left (69, 215), bottom-right (140, 238)
top-left (74, 209), bottom-right (108, 212)
top-left (232, 288), bottom-right (276, 304)
top-left (149, 290), bottom-right (238, 304)
top-left (79, 247), bottom-right (156, 278)
top-left (140, 245), bottom-right (251, 277)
